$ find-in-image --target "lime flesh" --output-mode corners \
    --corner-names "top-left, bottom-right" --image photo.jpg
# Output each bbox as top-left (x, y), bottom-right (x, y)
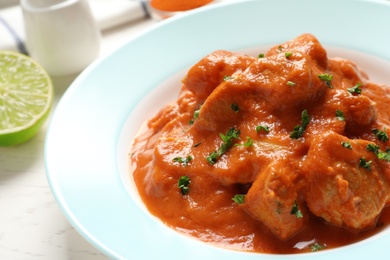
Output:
top-left (0, 51), bottom-right (53, 146)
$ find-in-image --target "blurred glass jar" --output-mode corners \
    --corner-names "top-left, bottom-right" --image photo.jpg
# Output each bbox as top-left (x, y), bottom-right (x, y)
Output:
top-left (147, 0), bottom-right (214, 19)
top-left (21, 0), bottom-right (101, 76)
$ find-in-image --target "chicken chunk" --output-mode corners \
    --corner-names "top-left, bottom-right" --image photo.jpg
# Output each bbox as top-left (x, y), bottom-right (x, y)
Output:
top-left (303, 131), bottom-right (389, 231)
top-left (245, 158), bottom-right (306, 240)
top-left (182, 50), bottom-right (256, 101)
top-left (267, 33), bottom-right (328, 69)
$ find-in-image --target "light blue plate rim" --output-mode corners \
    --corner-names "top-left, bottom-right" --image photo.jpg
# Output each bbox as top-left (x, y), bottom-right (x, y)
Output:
top-left (45, 0), bottom-right (390, 259)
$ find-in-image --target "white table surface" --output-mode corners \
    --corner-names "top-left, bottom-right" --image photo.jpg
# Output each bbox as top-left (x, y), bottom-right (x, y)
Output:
top-left (0, 12), bottom-right (157, 260)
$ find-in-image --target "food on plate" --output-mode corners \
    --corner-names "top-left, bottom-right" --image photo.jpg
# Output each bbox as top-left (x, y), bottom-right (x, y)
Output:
top-left (130, 34), bottom-right (390, 253)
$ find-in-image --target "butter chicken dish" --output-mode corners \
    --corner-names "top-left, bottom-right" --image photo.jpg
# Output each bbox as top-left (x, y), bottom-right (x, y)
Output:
top-left (130, 34), bottom-right (390, 254)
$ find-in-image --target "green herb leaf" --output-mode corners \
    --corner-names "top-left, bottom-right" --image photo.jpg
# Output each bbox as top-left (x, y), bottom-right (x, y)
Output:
top-left (235, 136), bottom-right (254, 147)
top-left (231, 103), bottom-right (239, 113)
top-left (318, 73), bottom-right (333, 88)
top-left (258, 53), bottom-right (265, 58)
top-left (172, 155), bottom-right (193, 166)
top-left (207, 128), bottom-right (240, 165)
top-left (341, 141), bottom-right (352, 149)
top-left (347, 83), bottom-right (362, 95)
top-left (377, 151), bottom-right (390, 161)
top-left (223, 75), bottom-right (234, 81)
top-left (373, 128), bottom-right (389, 142)
top-left (193, 142), bottom-right (201, 147)
top-left (256, 125), bottom-right (270, 133)
top-left (206, 151), bottom-right (218, 165)
top-left (336, 110), bottom-right (345, 121)
top-left (310, 243), bottom-right (326, 252)
top-left (232, 194), bottom-right (245, 204)
top-left (366, 143), bottom-right (390, 161)
top-left (244, 137), bottom-right (254, 147)
top-left (285, 52), bottom-right (292, 58)
top-left (189, 106), bottom-right (202, 125)
top-left (290, 109), bottom-right (310, 139)
top-left (359, 157), bottom-right (372, 171)
top-left (287, 81), bottom-right (296, 86)
top-left (220, 128), bottom-right (240, 145)
top-left (178, 176), bottom-right (191, 195)
top-left (290, 200), bottom-right (303, 218)
top-left (366, 143), bottom-right (380, 154)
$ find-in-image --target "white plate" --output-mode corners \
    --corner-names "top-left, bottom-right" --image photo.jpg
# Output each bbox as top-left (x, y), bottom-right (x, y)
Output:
top-left (45, 0), bottom-right (390, 259)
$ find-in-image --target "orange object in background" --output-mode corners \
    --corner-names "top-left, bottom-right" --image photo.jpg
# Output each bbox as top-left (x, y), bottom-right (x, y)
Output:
top-left (150, 0), bottom-right (213, 11)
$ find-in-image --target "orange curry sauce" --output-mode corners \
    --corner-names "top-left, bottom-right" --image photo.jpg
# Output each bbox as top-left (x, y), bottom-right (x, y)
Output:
top-left (150, 0), bottom-right (213, 12)
top-left (130, 34), bottom-right (390, 254)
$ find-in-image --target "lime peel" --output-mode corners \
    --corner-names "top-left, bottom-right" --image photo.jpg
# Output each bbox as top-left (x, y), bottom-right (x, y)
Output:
top-left (0, 50), bottom-right (53, 146)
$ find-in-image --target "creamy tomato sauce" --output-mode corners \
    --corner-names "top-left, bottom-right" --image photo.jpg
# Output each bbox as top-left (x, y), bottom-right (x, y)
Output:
top-left (130, 34), bottom-right (390, 254)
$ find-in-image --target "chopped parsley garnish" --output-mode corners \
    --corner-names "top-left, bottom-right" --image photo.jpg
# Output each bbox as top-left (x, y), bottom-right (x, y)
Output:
top-left (290, 200), bottom-right (303, 218)
top-left (310, 243), bottom-right (326, 252)
top-left (189, 106), bottom-right (201, 125)
top-left (206, 152), bottom-right (219, 165)
top-left (318, 73), bottom-right (333, 88)
top-left (232, 194), bottom-right (245, 204)
top-left (378, 151), bottom-right (390, 161)
top-left (341, 141), bottom-right (352, 149)
top-left (223, 75), bottom-right (234, 81)
top-left (207, 128), bottom-right (240, 165)
top-left (336, 110), bottom-right (345, 121)
top-left (366, 143), bottom-right (390, 161)
top-left (366, 143), bottom-right (380, 154)
top-left (220, 128), bottom-right (240, 146)
top-left (231, 103), bottom-right (239, 112)
top-left (290, 109), bottom-right (310, 139)
top-left (244, 137), bottom-right (254, 147)
top-left (235, 136), bottom-right (253, 147)
top-left (256, 125), bottom-right (270, 133)
top-left (373, 128), bottom-right (389, 142)
top-left (287, 81), bottom-right (296, 86)
top-left (285, 52), bottom-right (292, 58)
top-left (278, 45), bottom-right (283, 51)
top-left (178, 176), bottom-right (191, 195)
top-left (258, 53), bottom-right (265, 58)
top-left (347, 83), bottom-right (362, 95)
top-left (359, 157), bottom-right (372, 171)
top-left (193, 142), bottom-right (201, 147)
top-left (172, 155), bottom-right (193, 166)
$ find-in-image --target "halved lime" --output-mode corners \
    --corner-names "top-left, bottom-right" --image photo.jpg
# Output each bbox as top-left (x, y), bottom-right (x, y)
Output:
top-left (0, 50), bottom-right (53, 146)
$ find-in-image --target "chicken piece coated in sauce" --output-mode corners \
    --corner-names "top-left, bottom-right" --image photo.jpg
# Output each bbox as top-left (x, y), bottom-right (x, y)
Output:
top-left (183, 50), bottom-right (256, 101)
top-left (244, 158), bottom-right (307, 240)
top-left (303, 131), bottom-right (389, 231)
